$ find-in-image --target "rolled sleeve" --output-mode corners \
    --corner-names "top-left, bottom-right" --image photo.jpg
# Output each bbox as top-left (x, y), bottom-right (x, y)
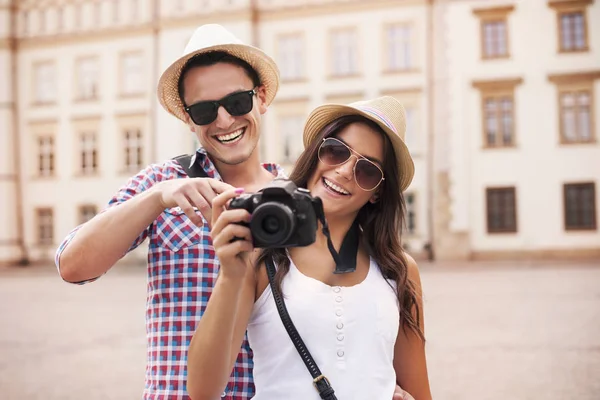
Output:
top-left (54, 164), bottom-right (162, 284)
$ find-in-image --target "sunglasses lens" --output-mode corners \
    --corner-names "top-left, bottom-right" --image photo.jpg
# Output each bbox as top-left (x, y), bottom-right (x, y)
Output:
top-left (318, 139), bottom-right (351, 165)
top-left (189, 103), bottom-right (218, 125)
top-left (355, 159), bottom-right (383, 191)
top-left (222, 91), bottom-right (254, 116)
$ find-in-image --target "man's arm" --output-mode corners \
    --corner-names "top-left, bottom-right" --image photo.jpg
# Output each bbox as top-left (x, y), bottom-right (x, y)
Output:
top-left (56, 163), bottom-right (233, 283)
top-left (57, 187), bottom-right (165, 283)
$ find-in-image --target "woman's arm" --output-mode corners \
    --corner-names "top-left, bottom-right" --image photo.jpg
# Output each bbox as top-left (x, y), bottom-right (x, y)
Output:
top-left (393, 254), bottom-right (433, 400)
top-left (186, 188), bottom-right (258, 400)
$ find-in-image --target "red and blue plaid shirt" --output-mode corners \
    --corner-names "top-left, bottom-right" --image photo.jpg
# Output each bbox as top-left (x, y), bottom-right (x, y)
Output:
top-left (55, 148), bottom-right (284, 399)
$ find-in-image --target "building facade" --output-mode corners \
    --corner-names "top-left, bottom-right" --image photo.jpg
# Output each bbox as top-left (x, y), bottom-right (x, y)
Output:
top-left (0, 0), bottom-right (598, 265)
top-left (433, 0), bottom-right (600, 260)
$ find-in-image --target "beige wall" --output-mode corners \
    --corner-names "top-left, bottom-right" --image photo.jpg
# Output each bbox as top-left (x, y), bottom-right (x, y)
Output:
top-left (438, 0), bottom-right (600, 259)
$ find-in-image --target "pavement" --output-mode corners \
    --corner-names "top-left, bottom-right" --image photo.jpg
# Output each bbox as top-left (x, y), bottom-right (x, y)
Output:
top-left (1, 260), bottom-right (599, 399)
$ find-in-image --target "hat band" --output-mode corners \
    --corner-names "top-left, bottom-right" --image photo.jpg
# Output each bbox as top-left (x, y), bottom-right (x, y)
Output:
top-left (357, 106), bottom-right (397, 134)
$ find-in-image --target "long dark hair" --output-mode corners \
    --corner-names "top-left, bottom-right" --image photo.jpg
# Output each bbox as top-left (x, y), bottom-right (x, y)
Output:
top-left (257, 115), bottom-right (424, 340)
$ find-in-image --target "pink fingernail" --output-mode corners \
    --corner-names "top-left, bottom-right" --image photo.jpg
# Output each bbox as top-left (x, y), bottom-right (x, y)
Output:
top-left (235, 188), bottom-right (244, 194)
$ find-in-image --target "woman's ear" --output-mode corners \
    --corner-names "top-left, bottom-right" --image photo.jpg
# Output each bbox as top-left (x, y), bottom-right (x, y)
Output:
top-left (369, 193), bottom-right (379, 204)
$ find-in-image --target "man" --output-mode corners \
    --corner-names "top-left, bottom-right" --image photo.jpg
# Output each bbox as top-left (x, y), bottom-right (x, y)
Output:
top-left (55, 24), bottom-right (414, 400)
top-left (56, 24), bottom-right (280, 399)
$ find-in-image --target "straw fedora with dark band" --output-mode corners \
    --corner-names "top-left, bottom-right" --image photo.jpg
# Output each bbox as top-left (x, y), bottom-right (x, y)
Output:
top-left (157, 24), bottom-right (280, 122)
top-left (303, 96), bottom-right (415, 191)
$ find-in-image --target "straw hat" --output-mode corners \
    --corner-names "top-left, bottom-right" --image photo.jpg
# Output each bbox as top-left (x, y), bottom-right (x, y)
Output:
top-left (157, 24), bottom-right (280, 122)
top-left (303, 96), bottom-right (414, 191)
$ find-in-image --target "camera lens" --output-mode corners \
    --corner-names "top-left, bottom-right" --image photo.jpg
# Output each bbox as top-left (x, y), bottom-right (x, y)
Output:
top-left (250, 202), bottom-right (295, 247)
top-left (262, 216), bottom-right (280, 234)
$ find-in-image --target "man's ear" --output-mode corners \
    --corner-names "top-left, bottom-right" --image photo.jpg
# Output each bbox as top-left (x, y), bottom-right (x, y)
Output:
top-left (256, 85), bottom-right (268, 114)
top-left (183, 113), bottom-right (196, 133)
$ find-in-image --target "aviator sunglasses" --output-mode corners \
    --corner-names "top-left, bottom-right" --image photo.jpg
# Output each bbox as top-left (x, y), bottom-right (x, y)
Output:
top-left (318, 137), bottom-right (385, 191)
top-left (184, 88), bottom-right (257, 126)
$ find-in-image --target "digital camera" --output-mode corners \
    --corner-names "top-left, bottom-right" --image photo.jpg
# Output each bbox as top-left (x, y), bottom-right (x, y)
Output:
top-left (228, 179), bottom-right (319, 248)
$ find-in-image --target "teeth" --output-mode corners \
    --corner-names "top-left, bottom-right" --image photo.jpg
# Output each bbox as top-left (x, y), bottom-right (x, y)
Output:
top-left (216, 128), bottom-right (244, 143)
top-left (323, 178), bottom-right (349, 195)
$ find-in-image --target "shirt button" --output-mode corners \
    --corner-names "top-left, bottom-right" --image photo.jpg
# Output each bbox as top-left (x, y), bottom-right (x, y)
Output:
top-left (335, 296), bottom-right (342, 303)
top-left (336, 322), bottom-right (344, 329)
top-left (337, 334), bottom-right (344, 341)
top-left (335, 309), bottom-right (343, 316)
top-left (337, 350), bottom-right (345, 357)
top-left (333, 286), bottom-right (341, 293)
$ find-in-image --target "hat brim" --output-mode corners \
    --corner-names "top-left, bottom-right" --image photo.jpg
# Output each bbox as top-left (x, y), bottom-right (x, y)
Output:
top-left (157, 44), bottom-right (279, 122)
top-left (303, 104), bottom-right (415, 191)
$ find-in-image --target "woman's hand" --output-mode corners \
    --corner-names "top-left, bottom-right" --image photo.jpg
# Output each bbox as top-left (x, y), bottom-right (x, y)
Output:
top-left (210, 188), bottom-right (254, 280)
top-left (393, 385), bottom-right (415, 400)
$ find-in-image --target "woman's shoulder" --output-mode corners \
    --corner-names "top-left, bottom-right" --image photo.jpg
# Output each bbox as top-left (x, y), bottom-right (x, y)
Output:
top-left (403, 251), bottom-right (423, 293)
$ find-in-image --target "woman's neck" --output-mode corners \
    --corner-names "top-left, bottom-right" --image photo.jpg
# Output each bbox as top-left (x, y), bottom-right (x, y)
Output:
top-left (314, 215), bottom-right (357, 252)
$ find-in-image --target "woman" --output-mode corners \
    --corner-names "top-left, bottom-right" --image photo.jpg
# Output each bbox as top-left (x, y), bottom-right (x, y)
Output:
top-left (187, 96), bottom-right (432, 400)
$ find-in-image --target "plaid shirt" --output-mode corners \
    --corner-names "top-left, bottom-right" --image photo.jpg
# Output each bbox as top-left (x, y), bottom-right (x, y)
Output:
top-left (55, 148), bottom-right (285, 399)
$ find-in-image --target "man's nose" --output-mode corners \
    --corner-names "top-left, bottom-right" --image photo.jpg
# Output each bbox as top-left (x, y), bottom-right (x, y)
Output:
top-left (213, 105), bottom-right (235, 129)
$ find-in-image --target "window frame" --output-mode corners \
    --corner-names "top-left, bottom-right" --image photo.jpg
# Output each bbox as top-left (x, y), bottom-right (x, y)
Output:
top-left (563, 182), bottom-right (597, 231)
top-left (486, 186), bottom-right (518, 234)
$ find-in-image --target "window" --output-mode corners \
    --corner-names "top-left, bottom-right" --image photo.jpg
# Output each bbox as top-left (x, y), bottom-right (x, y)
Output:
top-left (279, 115), bottom-right (304, 163)
top-left (113, 0), bottom-right (120, 22)
top-left (124, 129), bottom-right (143, 172)
top-left (549, 71), bottom-right (599, 144)
top-left (483, 95), bottom-right (514, 147)
top-left (38, 136), bottom-right (55, 177)
top-left (120, 53), bottom-right (144, 96)
top-left (80, 132), bottom-right (98, 175)
top-left (22, 11), bottom-right (29, 35)
top-left (559, 89), bottom-right (592, 143)
top-left (559, 11), bottom-right (586, 51)
top-left (76, 58), bottom-right (99, 100)
top-left (473, 6), bottom-right (513, 59)
top-left (549, 0), bottom-right (591, 52)
top-left (486, 187), bottom-right (517, 233)
top-left (74, 3), bottom-right (82, 29)
top-left (39, 10), bottom-right (46, 33)
top-left (385, 24), bottom-right (412, 71)
top-left (482, 21), bottom-right (507, 58)
top-left (79, 205), bottom-right (98, 224)
top-left (564, 183), bottom-right (596, 230)
top-left (277, 34), bottom-right (304, 81)
top-left (56, 7), bottom-right (64, 31)
top-left (473, 78), bottom-right (522, 148)
top-left (405, 193), bottom-right (416, 235)
top-left (34, 62), bottom-right (56, 104)
top-left (330, 28), bottom-right (359, 77)
top-left (94, 1), bottom-right (102, 26)
top-left (36, 208), bottom-right (54, 245)
top-left (131, 0), bottom-right (139, 20)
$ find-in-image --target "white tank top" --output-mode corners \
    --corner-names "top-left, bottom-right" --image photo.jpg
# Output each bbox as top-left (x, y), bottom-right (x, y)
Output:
top-left (248, 256), bottom-right (400, 400)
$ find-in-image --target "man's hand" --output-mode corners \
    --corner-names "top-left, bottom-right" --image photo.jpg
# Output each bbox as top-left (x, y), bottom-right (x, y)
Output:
top-left (393, 385), bottom-right (415, 400)
top-left (153, 178), bottom-right (234, 227)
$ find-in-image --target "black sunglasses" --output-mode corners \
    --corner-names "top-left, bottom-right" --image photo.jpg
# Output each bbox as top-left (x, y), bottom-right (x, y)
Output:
top-left (184, 88), bottom-right (257, 126)
top-left (318, 137), bottom-right (385, 191)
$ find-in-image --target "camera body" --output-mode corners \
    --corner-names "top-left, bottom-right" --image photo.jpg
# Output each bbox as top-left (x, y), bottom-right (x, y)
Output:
top-left (228, 179), bottom-right (319, 248)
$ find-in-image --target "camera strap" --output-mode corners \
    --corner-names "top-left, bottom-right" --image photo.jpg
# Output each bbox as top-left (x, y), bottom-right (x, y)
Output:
top-left (173, 153), bottom-right (208, 179)
top-left (265, 257), bottom-right (338, 400)
top-left (312, 198), bottom-right (359, 274)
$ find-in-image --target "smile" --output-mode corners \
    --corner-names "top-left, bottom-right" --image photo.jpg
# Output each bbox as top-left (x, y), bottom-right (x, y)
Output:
top-left (215, 128), bottom-right (245, 144)
top-left (323, 177), bottom-right (350, 195)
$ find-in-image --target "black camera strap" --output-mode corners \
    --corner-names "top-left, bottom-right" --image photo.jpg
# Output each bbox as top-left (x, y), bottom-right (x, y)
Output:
top-left (312, 197), bottom-right (359, 274)
top-left (173, 153), bottom-right (208, 179)
top-left (265, 257), bottom-right (338, 400)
